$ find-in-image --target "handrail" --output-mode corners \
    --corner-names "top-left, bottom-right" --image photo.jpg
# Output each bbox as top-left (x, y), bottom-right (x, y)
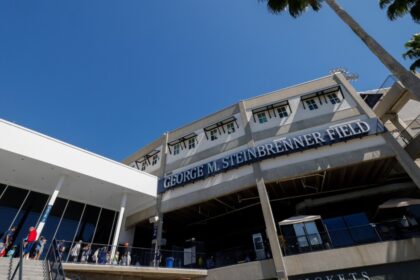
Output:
top-left (394, 113), bottom-right (420, 146)
top-left (10, 239), bottom-right (24, 280)
top-left (47, 239), bottom-right (66, 280)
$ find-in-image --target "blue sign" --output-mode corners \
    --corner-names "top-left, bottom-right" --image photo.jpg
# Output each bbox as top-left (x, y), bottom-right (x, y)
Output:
top-left (158, 119), bottom-right (385, 193)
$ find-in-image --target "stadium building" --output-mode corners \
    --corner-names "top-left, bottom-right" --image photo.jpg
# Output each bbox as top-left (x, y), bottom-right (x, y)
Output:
top-left (0, 73), bottom-right (419, 280)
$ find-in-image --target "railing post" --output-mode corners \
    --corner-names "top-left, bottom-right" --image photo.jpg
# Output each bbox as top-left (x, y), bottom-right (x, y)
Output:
top-left (19, 240), bottom-right (23, 280)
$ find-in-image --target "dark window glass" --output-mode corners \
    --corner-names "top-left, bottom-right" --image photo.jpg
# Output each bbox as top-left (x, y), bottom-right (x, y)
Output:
top-left (74, 205), bottom-right (100, 243)
top-left (408, 205), bottom-right (420, 219)
top-left (108, 212), bottom-right (117, 246)
top-left (54, 201), bottom-right (85, 261)
top-left (12, 191), bottom-right (49, 245)
top-left (55, 201), bottom-right (85, 242)
top-left (343, 213), bottom-right (370, 226)
top-left (0, 186), bottom-right (28, 238)
top-left (324, 217), bottom-right (353, 248)
top-left (40, 198), bottom-right (68, 259)
top-left (344, 213), bottom-right (378, 244)
top-left (93, 209), bottom-right (116, 245)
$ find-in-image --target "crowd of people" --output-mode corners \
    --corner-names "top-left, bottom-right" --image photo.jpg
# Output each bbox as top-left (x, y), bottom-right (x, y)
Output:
top-left (0, 226), bottom-right (47, 260)
top-left (57, 240), bottom-right (132, 266)
top-left (1, 226), bottom-right (132, 266)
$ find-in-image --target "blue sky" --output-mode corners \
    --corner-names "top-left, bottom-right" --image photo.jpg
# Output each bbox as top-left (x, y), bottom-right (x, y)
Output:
top-left (0, 0), bottom-right (417, 161)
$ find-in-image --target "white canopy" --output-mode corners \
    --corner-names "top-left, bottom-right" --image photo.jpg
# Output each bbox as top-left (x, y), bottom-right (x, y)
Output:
top-left (278, 215), bottom-right (321, 226)
top-left (378, 198), bottom-right (420, 209)
top-left (0, 119), bottom-right (157, 215)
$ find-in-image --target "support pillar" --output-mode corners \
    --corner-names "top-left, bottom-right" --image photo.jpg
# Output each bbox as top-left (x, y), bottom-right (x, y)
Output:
top-left (110, 193), bottom-right (127, 261)
top-left (153, 194), bottom-right (163, 267)
top-left (36, 175), bottom-right (66, 239)
top-left (153, 132), bottom-right (169, 267)
top-left (255, 171), bottom-right (288, 280)
top-left (238, 100), bottom-right (288, 279)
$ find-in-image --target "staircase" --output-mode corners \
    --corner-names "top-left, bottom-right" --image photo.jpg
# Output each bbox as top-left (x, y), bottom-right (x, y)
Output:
top-left (0, 258), bottom-right (49, 280)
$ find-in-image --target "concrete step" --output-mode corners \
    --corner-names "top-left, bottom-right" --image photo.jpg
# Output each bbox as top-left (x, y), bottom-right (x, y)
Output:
top-left (0, 258), bottom-right (48, 280)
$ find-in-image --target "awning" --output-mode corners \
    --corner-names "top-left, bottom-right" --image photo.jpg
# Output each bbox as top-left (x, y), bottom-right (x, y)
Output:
top-left (278, 215), bottom-right (321, 226)
top-left (378, 198), bottom-right (420, 209)
top-left (0, 119), bottom-right (158, 215)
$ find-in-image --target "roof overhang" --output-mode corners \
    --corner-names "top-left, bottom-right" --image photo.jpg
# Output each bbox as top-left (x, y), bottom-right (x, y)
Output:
top-left (278, 215), bottom-right (321, 226)
top-left (0, 119), bottom-right (157, 215)
top-left (378, 198), bottom-right (420, 209)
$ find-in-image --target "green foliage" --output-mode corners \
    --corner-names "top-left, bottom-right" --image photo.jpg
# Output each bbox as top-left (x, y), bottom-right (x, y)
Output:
top-left (264, 0), bottom-right (322, 17)
top-left (404, 33), bottom-right (420, 72)
top-left (379, 0), bottom-right (420, 22)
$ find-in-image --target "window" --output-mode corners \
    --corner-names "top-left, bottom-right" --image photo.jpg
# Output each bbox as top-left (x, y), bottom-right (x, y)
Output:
top-left (210, 129), bottom-right (218, 141)
top-left (276, 106), bottom-right (289, 118)
top-left (305, 99), bottom-right (318, 110)
top-left (327, 93), bottom-right (341, 104)
top-left (188, 138), bottom-right (196, 149)
top-left (173, 143), bottom-right (181, 155)
top-left (152, 154), bottom-right (159, 165)
top-left (257, 112), bottom-right (268, 124)
top-left (141, 161), bottom-right (147, 171)
top-left (227, 122), bottom-right (235, 134)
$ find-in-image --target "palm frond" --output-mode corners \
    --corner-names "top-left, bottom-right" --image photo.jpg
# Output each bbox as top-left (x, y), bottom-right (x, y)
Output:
top-left (403, 34), bottom-right (420, 72)
top-left (410, 0), bottom-right (420, 22)
top-left (409, 59), bottom-right (420, 72)
top-left (379, 0), bottom-right (420, 21)
top-left (265, 0), bottom-right (322, 18)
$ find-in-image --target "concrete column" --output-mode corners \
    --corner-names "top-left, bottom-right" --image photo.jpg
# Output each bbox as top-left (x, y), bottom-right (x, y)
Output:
top-left (110, 193), bottom-right (127, 261)
top-left (36, 175), bottom-right (65, 239)
top-left (255, 172), bottom-right (288, 280)
top-left (238, 101), bottom-right (288, 279)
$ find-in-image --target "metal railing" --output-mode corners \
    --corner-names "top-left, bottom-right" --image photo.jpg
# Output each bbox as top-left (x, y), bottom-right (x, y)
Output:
top-left (47, 239), bottom-right (66, 280)
top-left (394, 114), bottom-right (420, 147)
top-left (10, 239), bottom-right (24, 280)
top-left (54, 240), bottom-right (207, 269)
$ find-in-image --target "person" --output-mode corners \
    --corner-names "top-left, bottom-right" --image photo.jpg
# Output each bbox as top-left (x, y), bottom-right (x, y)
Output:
top-left (56, 240), bottom-right (66, 260)
top-left (70, 240), bottom-right (82, 262)
top-left (98, 246), bottom-right (107, 264)
top-left (34, 236), bottom-right (47, 260)
top-left (122, 242), bottom-right (130, 266)
top-left (126, 251), bottom-right (131, 266)
top-left (0, 227), bottom-right (16, 257)
top-left (81, 244), bottom-right (91, 263)
top-left (112, 251), bottom-right (119, 265)
top-left (92, 248), bottom-right (99, 264)
top-left (6, 245), bottom-right (17, 259)
top-left (206, 256), bottom-right (215, 269)
top-left (23, 226), bottom-right (37, 259)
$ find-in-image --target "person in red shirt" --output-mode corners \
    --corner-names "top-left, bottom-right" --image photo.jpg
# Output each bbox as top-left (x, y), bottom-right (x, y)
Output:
top-left (23, 226), bottom-right (37, 259)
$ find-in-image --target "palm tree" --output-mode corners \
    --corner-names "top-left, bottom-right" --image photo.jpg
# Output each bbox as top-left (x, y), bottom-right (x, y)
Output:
top-left (404, 33), bottom-right (420, 72)
top-left (263, 0), bottom-right (420, 101)
top-left (379, 0), bottom-right (420, 22)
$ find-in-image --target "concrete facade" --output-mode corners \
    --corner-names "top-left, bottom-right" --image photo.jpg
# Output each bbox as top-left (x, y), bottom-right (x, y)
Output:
top-left (120, 73), bottom-right (420, 280)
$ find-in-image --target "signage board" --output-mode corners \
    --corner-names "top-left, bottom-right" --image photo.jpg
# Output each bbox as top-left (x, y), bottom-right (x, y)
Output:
top-left (158, 118), bottom-right (385, 193)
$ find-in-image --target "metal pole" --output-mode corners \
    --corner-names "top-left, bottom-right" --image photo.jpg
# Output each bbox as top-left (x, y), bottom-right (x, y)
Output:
top-left (110, 193), bottom-right (127, 261)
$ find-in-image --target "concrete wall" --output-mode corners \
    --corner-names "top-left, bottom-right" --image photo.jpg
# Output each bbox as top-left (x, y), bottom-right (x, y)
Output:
top-left (284, 238), bottom-right (420, 276)
top-left (202, 259), bottom-right (276, 280)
